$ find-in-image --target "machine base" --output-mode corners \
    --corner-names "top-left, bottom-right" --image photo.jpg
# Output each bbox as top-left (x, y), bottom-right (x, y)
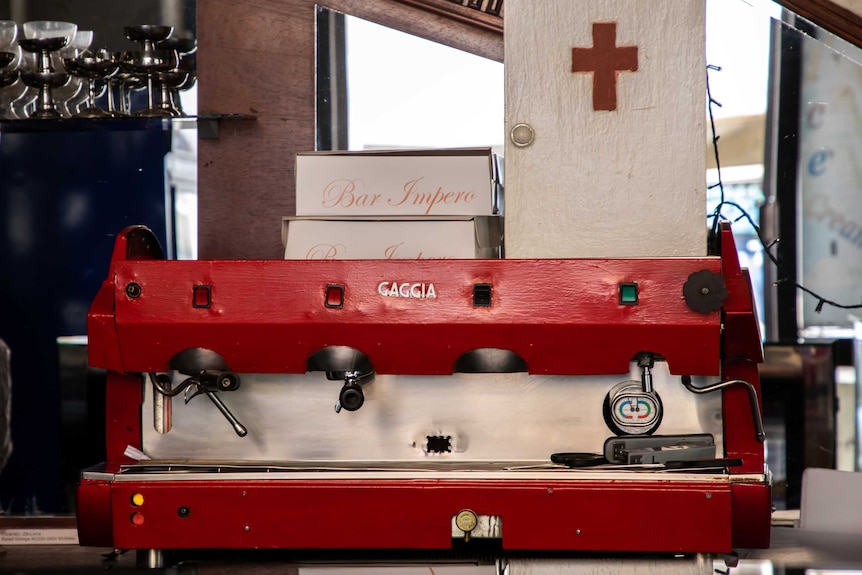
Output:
top-left (77, 464), bottom-right (770, 554)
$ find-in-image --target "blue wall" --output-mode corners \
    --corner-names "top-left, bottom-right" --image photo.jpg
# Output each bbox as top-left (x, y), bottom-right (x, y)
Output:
top-left (0, 127), bottom-right (171, 513)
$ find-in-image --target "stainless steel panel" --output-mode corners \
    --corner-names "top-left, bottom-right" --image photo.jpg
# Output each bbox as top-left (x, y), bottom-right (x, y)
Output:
top-left (141, 364), bottom-right (723, 463)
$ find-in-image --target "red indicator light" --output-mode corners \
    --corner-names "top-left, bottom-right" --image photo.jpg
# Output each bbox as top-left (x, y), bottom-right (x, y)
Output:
top-left (325, 284), bottom-right (345, 308)
top-left (131, 512), bottom-right (145, 526)
top-left (193, 285), bottom-right (212, 308)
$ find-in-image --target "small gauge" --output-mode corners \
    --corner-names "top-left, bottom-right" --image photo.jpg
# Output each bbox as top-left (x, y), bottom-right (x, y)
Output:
top-left (603, 380), bottom-right (663, 436)
top-left (455, 509), bottom-right (478, 534)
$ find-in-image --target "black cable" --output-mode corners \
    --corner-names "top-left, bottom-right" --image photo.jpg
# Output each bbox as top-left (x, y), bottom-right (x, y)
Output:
top-left (550, 452), bottom-right (607, 468)
top-left (707, 64), bottom-right (726, 239)
top-left (706, 65), bottom-right (862, 313)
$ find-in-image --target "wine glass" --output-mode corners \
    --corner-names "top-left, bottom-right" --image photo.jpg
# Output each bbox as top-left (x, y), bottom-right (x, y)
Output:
top-left (66, 51), bottom-right (118, 118)
top-left (154, 69), bottom-right (188, 117)
top-left (0, 21), bottom-right (17, 50)
top-left (0, 47), bottom-right (28, 119)
top-left (22, 20), bottom-right (76, 73)
top-left (0, 60), bottom-right (19, 119)
top-left (10, 49), bottom-right (39, 118)
top-left (55, 29), bottom-right (92, 116)
top-left (18, 36), bottom-right (70, 118)
top-left (16, 21), bottom-right (75, 118)
top-left (159, 37), bottom-right (196, 116)
top-left (123, 25), bottom-right (175, 117)
top-left (89, 48), bottom-right (122, 117)
top-left (22, 21), bottom-right (77, 40)
top-left (110, 50), bottom-right (145, 116)
top-left (124, 25), bottom-right (173, 59)
top-left (119, 48), bottom-right (178, 117)
top-left (0, 21), bottom-right (20, 118)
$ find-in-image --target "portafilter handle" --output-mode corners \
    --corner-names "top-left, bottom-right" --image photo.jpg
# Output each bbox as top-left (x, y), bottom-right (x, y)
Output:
top-left (204, 389), bottom-right (248, 437)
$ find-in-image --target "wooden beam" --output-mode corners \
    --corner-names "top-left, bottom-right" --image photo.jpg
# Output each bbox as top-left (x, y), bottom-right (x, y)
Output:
top-left (776, 1), bottom-right (862, 48)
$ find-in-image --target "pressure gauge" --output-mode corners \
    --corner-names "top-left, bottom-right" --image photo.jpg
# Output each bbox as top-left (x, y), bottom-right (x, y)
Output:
top-left (603, 380), bottom-right (663, 436)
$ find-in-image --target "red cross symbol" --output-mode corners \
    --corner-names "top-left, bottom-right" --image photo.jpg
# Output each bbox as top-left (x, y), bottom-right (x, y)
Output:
top-left (572, 22), bottom-right (638, 111)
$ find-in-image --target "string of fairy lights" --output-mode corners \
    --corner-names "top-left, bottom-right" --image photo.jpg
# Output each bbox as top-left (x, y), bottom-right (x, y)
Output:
top-left (706, 63), bottom-right (862, 314)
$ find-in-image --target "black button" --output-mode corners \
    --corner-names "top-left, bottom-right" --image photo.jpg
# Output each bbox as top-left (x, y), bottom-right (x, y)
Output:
top-left (473, 283), bottom-right (492, 307)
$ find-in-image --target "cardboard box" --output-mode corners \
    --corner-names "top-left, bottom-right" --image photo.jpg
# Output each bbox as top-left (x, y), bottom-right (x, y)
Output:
top-left (282, 216), bottom-right (503, 260)
top-left (295, 148), bottom-right (502, 217)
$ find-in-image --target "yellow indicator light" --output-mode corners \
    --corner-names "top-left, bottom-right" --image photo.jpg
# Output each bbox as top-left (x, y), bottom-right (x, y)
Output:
top-left (131, 493), bottom-right (145, 507)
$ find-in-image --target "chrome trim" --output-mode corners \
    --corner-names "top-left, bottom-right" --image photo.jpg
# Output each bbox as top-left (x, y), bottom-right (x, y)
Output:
top-left (108, 466), bottom-right (753, 483)
top-left (81, 470), bottom-right (116, 481)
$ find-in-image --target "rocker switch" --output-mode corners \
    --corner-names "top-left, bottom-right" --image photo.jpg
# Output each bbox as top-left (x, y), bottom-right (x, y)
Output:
top-left (473, 283), bottom-right (492, 307)
top-left (193, 285), bottom-right (212, 308)
top-left (325, 284), bottom-right (345, 308)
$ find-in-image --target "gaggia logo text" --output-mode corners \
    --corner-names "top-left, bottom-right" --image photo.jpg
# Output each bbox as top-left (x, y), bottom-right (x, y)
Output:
top-left (377, 282), bottom-right (437, 299)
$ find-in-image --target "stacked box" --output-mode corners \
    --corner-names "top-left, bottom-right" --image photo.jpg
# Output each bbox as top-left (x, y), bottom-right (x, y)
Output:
top-left (285, 148), bottom-right (503, 260)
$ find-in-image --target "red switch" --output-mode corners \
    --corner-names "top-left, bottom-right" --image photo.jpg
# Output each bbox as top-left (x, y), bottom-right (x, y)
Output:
top-left (193, 285), bottom-right (212, 308)
top-left (325, 284), bottom-right (345, 308)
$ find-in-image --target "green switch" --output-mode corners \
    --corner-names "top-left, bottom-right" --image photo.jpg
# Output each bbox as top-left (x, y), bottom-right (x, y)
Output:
top-left (619, 282), bottom-right (639, 305)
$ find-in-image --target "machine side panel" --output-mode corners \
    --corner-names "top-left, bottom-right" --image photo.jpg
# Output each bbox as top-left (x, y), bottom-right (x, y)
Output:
top-left (720, 226), bottom-right (767, 473)
top-left (731, 481), bottom-right (772, 549)
top-left (105, 372), bottom-right (144, 463)
top-left (87, 280), bottom-right (122, 372)
top-left (76, 479), bottom-right (113, 548)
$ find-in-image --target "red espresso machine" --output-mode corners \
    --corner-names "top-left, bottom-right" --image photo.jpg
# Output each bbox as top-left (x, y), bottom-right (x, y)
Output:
top-left (76, 222), bottom-right (770, 561)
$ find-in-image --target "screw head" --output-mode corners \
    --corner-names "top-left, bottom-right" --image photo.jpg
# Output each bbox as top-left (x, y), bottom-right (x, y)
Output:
top-left (510, 123), bottom-right (535, 147)
top-left (125, 282), bottom-right (142, 298)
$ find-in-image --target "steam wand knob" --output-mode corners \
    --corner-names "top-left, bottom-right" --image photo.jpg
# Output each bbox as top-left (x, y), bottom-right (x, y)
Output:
top-left (334, 370), bottom-right (372, 413)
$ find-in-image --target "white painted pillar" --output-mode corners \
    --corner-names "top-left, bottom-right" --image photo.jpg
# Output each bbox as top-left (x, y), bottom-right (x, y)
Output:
top-left (504, 0), bottom-right (707, 258)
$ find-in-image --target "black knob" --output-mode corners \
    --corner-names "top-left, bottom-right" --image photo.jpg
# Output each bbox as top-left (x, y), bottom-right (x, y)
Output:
top-left (339, 383), bottom-right (365, 411)
top-left (682, 269), bottom-right (727, 314)
top-left (217, 373), bottom-right (241, 391)
top-left (196, 371), bottom-right (241, 391)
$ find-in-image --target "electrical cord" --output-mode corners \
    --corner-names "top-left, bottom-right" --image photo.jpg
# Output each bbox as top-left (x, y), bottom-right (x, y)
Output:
top-left (706, 64), bottom-right (862, 313)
